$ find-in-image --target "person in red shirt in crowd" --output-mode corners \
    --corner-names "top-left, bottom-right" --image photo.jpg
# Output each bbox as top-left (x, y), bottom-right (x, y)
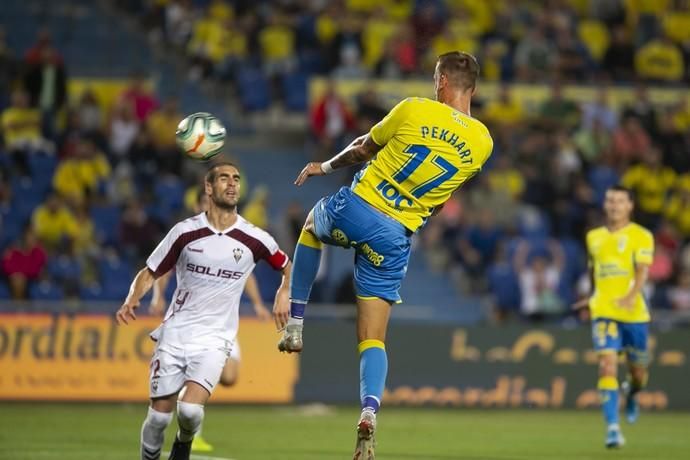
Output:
top-left (309, 80), bottom-right (355, 159)
top-left (2, 226), bottom-right (47, 299)
top-left (120, 72), bottom-right (159, 122)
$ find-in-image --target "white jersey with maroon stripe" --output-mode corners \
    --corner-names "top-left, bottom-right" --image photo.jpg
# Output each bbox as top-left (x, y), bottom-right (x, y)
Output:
top-left (146, 212), bottom-right (288, 351)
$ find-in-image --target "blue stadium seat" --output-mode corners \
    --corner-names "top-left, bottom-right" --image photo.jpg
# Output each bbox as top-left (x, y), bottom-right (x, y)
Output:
top-left (488, 262), bottom-right (521, 312)
top-left (99, 255), bottom-right (133, 287)
top-left (29, 281), bottom-right (64, 301)
top-left (154, 176), bottom-right (185, 212)
top-left (90, 205), bottom-right (121, 245)
top-left (48, 255), bottom-right (81, 282)
top-left (28, 152), bottom-right (58, 179)
top-left (0, 280), bottom-right (10, 299)
top-left (80, 283), bottom-right (108, 302)
top-left (282, 72), bottom-right (308, 112)
top-left (236, 68), bottom-right (271, 111)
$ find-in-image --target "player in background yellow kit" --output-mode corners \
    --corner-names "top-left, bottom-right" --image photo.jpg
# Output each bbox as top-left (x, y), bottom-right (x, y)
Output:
top-left (274, 51), bottom-right (493, 460)
top-left (577, 185), bottom-right (654, 449)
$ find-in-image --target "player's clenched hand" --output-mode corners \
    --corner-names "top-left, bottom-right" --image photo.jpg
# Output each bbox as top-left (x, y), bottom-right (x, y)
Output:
top-left (294, 162), bottom-right (326, 186)
top-left (116, 302), bottom-right (138, 325)
top-left (272, 287), bottom-right (291, 331)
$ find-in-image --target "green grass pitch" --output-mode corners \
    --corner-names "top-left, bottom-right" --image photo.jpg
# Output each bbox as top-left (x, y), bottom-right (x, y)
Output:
top-left (1, 403), bottom-right (689, 459)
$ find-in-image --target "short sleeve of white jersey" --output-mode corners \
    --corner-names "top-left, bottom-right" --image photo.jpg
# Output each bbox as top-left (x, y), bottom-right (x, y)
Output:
top-left (146, 223), bottom-right (184, 277)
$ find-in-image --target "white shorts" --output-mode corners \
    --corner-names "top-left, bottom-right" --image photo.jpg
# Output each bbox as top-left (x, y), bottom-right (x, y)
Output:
top-left (229, 341), bottom-right (241, 361)
top-left (149, 345), bottom-right (229, 398)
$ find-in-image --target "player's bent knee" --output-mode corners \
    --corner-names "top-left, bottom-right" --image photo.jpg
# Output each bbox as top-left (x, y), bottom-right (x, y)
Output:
top-left (177, 401), bottom-right (204, 429)
top-left (146, 406), bottom-right (173, 429)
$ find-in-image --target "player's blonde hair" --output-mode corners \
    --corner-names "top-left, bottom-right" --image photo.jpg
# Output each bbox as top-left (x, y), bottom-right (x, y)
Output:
top-left (437, 51), bottom-right (480, 91)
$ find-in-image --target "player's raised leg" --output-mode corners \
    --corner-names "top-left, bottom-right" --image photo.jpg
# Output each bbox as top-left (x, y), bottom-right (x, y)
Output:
top-left (598, 350), bottom-right (624, 448)
top-left (279, 211), bottom-right (322, 353)
top-left (353, 297), bottom-right (391, 460)
top-left (141, 396), bottom-right (175, 460)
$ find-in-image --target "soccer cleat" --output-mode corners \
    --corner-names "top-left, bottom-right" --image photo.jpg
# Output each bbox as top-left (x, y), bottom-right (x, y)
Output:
top-left (621, 381), bottom-right (640, 424)
top-left (191, 435), bottom-right (214, 452)
top-left (353, 410), bottom-right (376, 460)
top-left (277, 324), bottom-right (303, 353)
top-left (605, 426), bottom-right (625, 449)
top-left (168, 437), bottom-right (192, 460)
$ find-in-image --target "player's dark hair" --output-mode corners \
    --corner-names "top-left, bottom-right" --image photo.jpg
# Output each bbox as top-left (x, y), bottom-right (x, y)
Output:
top-left (607, 184), bottom-right (634, 201)
top-left (437, 51), bottom-right (480, 91)
top-left (205, 161), bottom-right (238, 184)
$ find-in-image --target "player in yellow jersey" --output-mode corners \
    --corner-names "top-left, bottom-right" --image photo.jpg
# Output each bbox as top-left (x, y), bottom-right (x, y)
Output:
top-left (274, 51), bottom-right (493, 460)
top-left (577, 185), bottom-right (654, 449)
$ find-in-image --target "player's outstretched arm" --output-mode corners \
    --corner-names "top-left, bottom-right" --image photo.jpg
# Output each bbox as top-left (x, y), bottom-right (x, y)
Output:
top-left (244, 272), bottom-right (271, 321)
top-left (272, 260), bottom-right (292, 331)
top-left (294, 134), bottom-right (381, 186)
top-left (149, 270), bottom-right (172, 316)
top-left (116, 267), bottom-right (156, 325)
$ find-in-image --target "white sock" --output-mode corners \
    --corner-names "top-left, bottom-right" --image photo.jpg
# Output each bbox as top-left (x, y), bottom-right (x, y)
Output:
top-left (287, 317), bottom-right (304, 326)
top-left (141, 406), bottom-right (173, 460)
top-left (177, 401), bottom-right (204, 442)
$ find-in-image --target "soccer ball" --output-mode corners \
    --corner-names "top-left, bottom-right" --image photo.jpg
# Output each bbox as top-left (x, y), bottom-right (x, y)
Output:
top-left (175, 112), bottom-right (226, 161)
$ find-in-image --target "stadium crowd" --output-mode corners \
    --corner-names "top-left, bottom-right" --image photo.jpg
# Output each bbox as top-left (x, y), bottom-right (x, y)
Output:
top-left (1, 0), bottom-right (690, 325)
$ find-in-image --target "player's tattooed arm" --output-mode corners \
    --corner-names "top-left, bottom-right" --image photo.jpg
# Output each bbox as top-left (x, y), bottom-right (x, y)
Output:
top-left (329, 134), bottom-right (380, 169)
top-left (294, 134), bottom-right (381, 186)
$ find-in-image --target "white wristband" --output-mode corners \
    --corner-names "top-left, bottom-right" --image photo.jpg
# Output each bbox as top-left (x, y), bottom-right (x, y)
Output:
top-left (320, 160), bottom-right (334, 174)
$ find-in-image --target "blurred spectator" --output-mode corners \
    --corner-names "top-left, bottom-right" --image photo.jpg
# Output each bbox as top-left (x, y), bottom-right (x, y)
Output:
top-left (487, 154), bottom-right (525, 202)
top-left (259, 12), bottom-right (296, 79)
top-left (310, 81), bottom-right (355, 159)
top-left (538, 82), bottom-right (579, 129)
top-left (374, 27), bottom-right (417, 78)
top-left (514, 27), bottom-right (556, 82)
top-left (146, 98), bottom-right (183, 174)
top-left (53, 137), bottom-right (111, 205)
top-left (668, 270), bottom-right (690, 311)
top-left (554, 27), bottom-right (591, 82)
top-left (635, 33), bottom-right (685, 82)
top-left (513, 239), bottom-right (566, 321)
top-left (280, 201), bottom-right (305, 257)
top-left (31, 193), bottom-right (78, 250)
top-left (621, 148), bottom-right (677, 229)
top-left (602, 26), bottom-right (635, 81)
top-left (412, 2), bottom-right (442, 61)
top-left (120, 73), bottom-right (159, 122)
top-left (621, 84), bottom-right (658, 137)
top-left (0, 27), bottom-right (18, 105)
top-left (573, 118), bottom-right (611, 164)
top-left (1, 226), bottom-right (46, 299)
top-left (483, 85), bottom-right (524, 128)
top-left (242, 185), bottom-right (269, 230)
top-left (355, 88), bottom-right (387, 132)
top-left (1, 89), bottom-right (53, 176)
top-left (581, 87), bottom-right (618, 131)
top-left (76, 90), bottom-right (104, 136)
top-left (328, 13), bottom-right (363, 72)
top-left (109, 101), bottom-right (141, 160)
top-left (362, 7), bottom-right (398, 69)
top-left (118, 200), bottom-right (160, 260)
top-left (165, 0), bottom-right (195, 47)
top-left (332, 46), bottom-right (369, 79)
top-left (467, 174), bottom-right (517, 229)
top-left (665, 186), bottom-right (690, 239)
top-left (23, 40), bottom-right (67, 136)
top-left (611, 115), bottom-right (651, 167)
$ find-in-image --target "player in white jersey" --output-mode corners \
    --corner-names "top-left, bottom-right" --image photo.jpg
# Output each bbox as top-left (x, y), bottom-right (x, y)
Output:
top-left (149, 190), bottom-right (272, 453)
top-left (116, 162), bottom-right (291, 460)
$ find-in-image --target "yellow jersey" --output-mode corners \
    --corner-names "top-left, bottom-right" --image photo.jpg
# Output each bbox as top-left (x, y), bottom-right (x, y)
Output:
top-left (353, 97), bottom-right (493, 232)
top-left (586, 223), bottom-right (654, 323)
